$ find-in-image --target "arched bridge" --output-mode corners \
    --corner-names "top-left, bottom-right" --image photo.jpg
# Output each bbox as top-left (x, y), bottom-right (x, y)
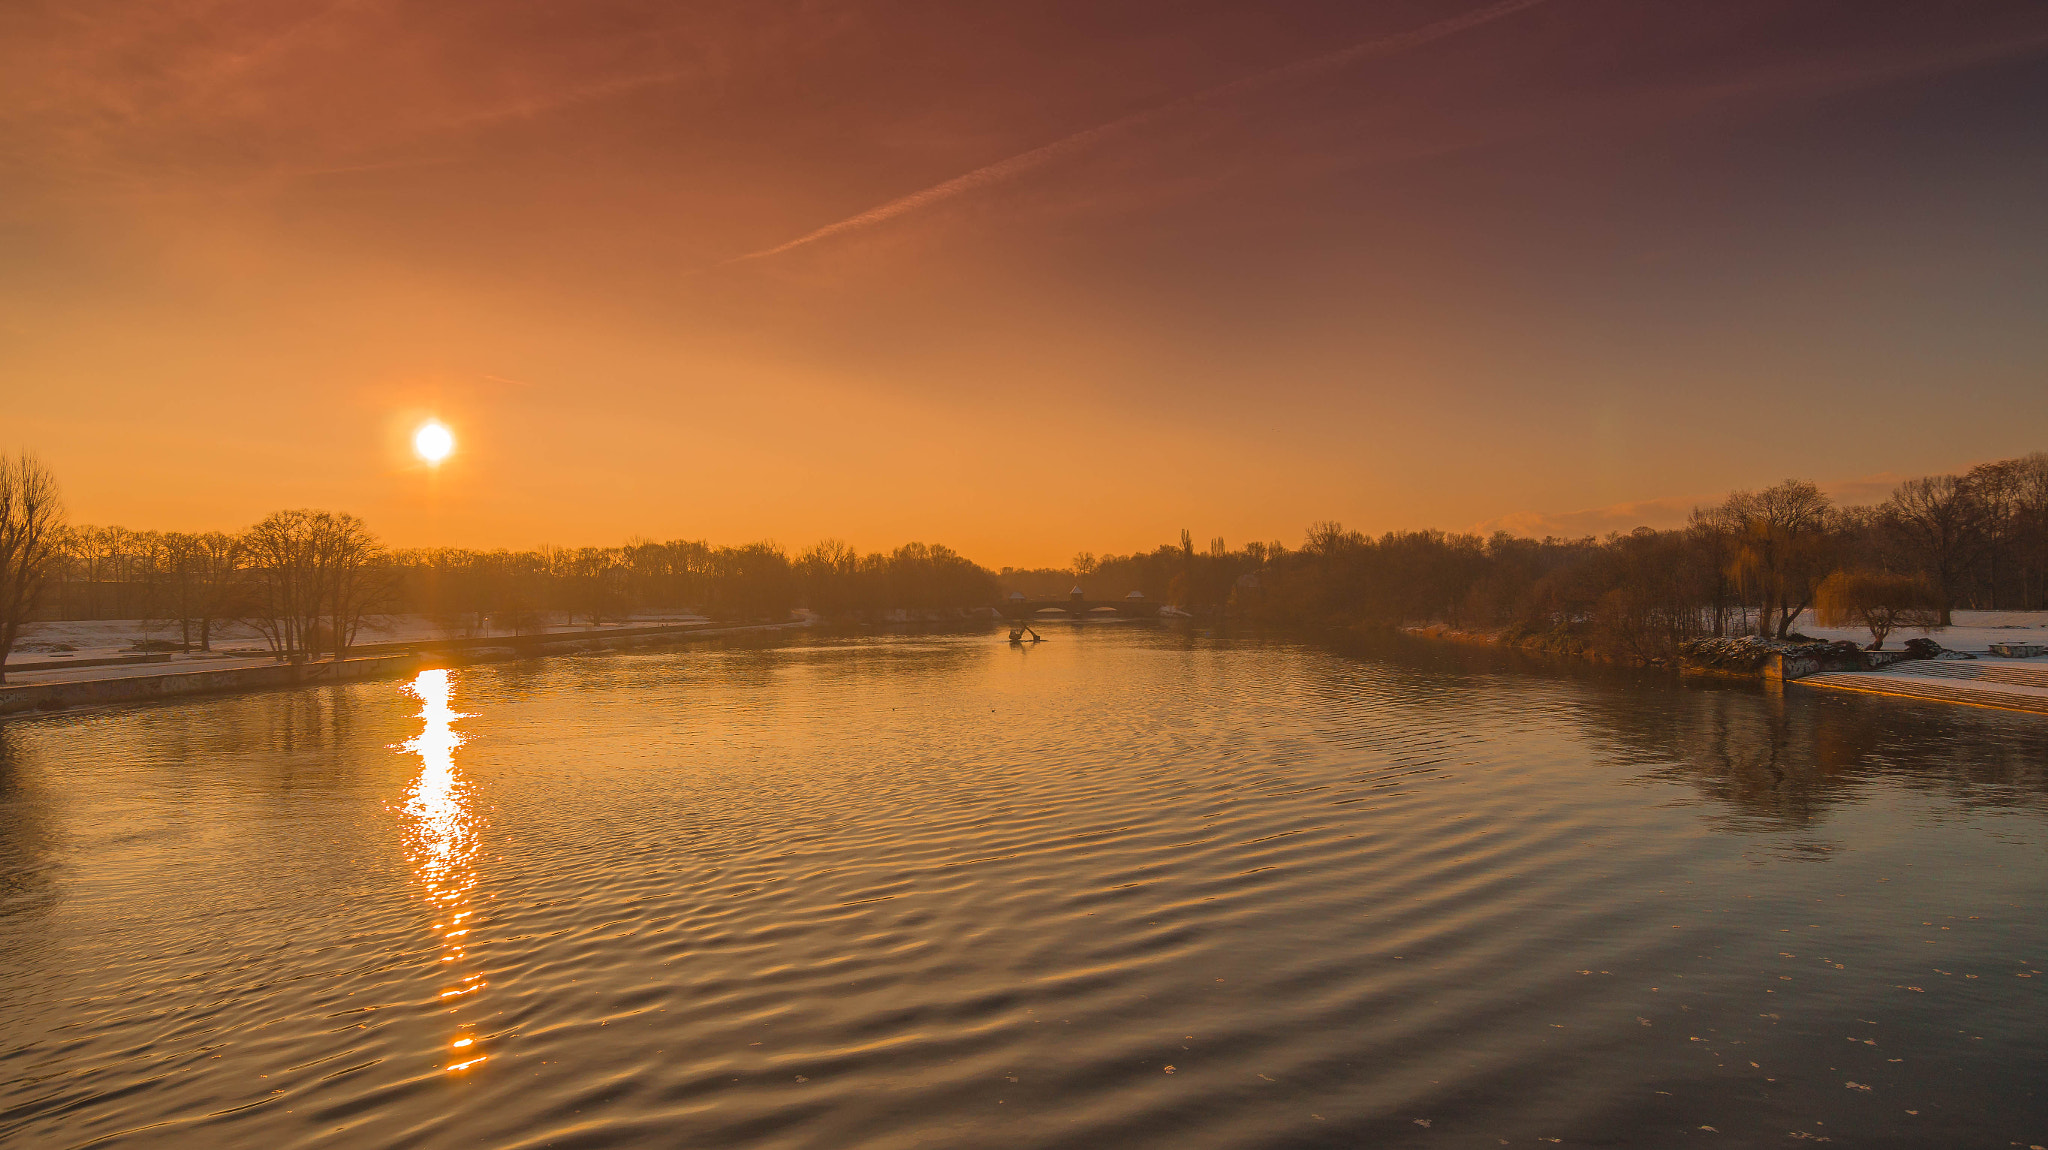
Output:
top-left (999, 595), bottom-right (1164, 619)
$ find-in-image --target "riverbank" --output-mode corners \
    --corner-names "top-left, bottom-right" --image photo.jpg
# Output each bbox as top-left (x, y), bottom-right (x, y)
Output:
top-left (1794, 657), bottom-right (2048, 714)
top-left (1399, 610), bottom-right (2048, 715)
top-left (5, 611), bottom-right (719, 669)
top-left (1397, 621), bottom-right (1616, 663)
top-left (0, 619), bottom-right (807, 717)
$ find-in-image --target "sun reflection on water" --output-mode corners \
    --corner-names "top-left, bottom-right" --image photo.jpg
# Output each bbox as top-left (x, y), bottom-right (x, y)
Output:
top-left (399, 668), bottom-right (489, 1072)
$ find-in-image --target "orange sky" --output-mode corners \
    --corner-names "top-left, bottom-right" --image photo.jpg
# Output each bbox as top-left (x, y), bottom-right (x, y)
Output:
top-left (5, 0), bottom-right (2046, 567)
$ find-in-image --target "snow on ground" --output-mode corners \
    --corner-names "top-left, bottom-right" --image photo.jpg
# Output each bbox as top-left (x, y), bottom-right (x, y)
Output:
top-left (1787, 609), bottom-right (2048, 713)
top-left (1800, 653), bottom-right (2048, 714)
top-left (8, 618), bottom-right (271, 662)
top-left (1785, 608), bottom-right (2048, 654)
top-left (3, 612), bottom-right (754, 692)
top-left (5, 612), bottom-right (715, 668)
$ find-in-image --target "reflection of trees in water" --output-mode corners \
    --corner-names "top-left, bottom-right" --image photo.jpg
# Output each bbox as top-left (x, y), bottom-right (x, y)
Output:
top-left (1592, 685), bottom-right (1886, 829)
top-left (516, 630), bottom-right (992, 700)
top-left (1576, 677), bottom-right (2048, 830)
top-left (120, 690), bottom-right (371, 795)
top-left (0, 696), bottom-right (368, 894)
top-left (1329, 632), bottom-right (2048, 830)
top-left (0, 724), bottom-right (60, 951)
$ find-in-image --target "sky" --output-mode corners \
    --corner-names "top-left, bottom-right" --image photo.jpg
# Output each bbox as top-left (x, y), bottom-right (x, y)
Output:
top-left (4, 0), bottom-right (2046, 567)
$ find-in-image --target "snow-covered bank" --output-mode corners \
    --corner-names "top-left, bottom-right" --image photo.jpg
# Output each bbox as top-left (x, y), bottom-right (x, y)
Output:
top-left (6, 612), bottom-right (714, 670)
top-left (1782, 608), bottom-right (2048, 654)
top-left (2, 618), bottom-right (805, 715)
top-left (1399, 610), bottom-right (2048, 715)
top-left (1795, 656), bottom-right (2048, 715)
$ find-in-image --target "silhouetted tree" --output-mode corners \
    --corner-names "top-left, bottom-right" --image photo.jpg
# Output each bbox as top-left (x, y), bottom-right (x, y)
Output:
top-left (1815, 571), bottom-right (1936, 650)
top-left (240, 509), bottom-right (386, 661)
top-left (1967, 453), bottom-right (2048, 608)
top-left (1881, 474), bottom-right (1986, 624)
top-left (0, 454), bottom-right (65, 682)
top-left (1725, 480), bottom-right (1838, 638)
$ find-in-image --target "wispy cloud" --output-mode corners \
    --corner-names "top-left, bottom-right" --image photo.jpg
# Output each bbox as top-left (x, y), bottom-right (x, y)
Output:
top-left (417, 69), bottom-right (694, 134)
top-left (729, 0), bottom-right (1550, 262)
top-left (0, 0), bottom-right (705, 195)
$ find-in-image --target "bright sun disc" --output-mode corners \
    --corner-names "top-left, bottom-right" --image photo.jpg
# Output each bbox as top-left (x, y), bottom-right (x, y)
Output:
top-left (414, 422), bottom-right (454, 464)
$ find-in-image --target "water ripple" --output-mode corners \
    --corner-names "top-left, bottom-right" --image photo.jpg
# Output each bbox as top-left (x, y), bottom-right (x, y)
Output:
top-left (2, 630), bottom-right (2045, 1147)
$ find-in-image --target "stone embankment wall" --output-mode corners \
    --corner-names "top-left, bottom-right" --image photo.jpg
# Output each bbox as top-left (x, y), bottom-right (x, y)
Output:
top-left (0, 656), bottom-right (422, 716)
top-left (1, 621), bottom-right (808, 718)
top-left (1684, 636), bottom-right (1939, 681)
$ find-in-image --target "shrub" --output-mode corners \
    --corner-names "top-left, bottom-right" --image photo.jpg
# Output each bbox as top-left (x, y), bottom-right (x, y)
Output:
top-left (1814, 571), bottom-right (1937, 649)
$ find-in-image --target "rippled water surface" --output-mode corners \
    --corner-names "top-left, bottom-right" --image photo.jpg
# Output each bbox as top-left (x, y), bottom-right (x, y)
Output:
top-left (4, 628), bottom-right (2046, 1148)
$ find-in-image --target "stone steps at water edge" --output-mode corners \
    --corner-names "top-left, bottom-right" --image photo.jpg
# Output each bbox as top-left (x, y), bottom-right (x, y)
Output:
top-left (1798, 669), bottom-right (2048, 714)
top-left (1879, 658), bottom-right (2048, 689)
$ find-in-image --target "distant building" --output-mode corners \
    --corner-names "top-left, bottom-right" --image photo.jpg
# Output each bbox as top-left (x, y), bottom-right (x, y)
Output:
top-left (1070, 585), bottom-right (1085, 601)
top-left (1126, 590), bottom-right (1146, 599)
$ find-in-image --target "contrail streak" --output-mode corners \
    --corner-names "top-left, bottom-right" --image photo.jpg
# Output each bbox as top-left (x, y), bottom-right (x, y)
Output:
top-left (731, 0), bottom-right (1549, 262)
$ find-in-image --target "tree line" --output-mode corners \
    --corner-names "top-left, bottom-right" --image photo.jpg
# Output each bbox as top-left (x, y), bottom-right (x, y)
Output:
top-left (3, 455), bottom-right (1003, 675)
top-left (31, 531), bottom-right (1001, 648)
top-left (390, 538), bottom-right (997, 630)
top-left (1002, 452), bottom-right (2048, 660)
top-left (22, 506), bottom-right (395, 667)
top-left (3, 449), bottom-right (2042, 678)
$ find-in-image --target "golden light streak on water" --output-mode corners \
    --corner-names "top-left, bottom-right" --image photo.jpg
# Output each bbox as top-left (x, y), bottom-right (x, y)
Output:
top-left (7, 633), bottom-right (2048, 1146)
top-left (397, 668), bottom-right (488, 1073)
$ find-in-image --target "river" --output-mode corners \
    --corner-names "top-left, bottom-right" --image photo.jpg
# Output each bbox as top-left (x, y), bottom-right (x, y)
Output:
top-left (2, 627), bottom-right (2044, 1147)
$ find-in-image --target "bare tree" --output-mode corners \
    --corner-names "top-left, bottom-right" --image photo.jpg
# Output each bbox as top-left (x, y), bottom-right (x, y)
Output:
top-left (1964, 453), bottom-right (2048, 609)
top-left (63, 524), bottom-right (121, 619)
top-left (241, 510), bottom-right (319, 661)
top-left (1304, 521), bottom-right (1352, 556)
top-left (1686, 505), bottom-right (1742, 636)
top-left (1815, 570), bottom-right (1937, 650)
top-left (0, 454), bottom-right (66, 682)
top-left (240, 510), bottom-right (388, 661)
top-left (1882, 474), bottom-right (1986, 625)
top-left (556, 546), bottom-right (623, 626)
top-left (318, 513), bottom-right (390, 657)
top-left (1724, 480), bottom-right (1837, 639)
top-left (190, 532), bottom-right (245, 650)
top-left (796, 539), bottom-right (860, 616)
top-left (151, 531), bottom-right (202, 651)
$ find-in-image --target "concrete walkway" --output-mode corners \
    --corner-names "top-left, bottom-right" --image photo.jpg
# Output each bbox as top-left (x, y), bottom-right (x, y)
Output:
top-left (3, 653), bottom-right (282, 687)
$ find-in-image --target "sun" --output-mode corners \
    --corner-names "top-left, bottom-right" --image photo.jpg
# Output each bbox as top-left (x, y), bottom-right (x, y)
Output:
top-left (414, 421), bottom-right (455, 465)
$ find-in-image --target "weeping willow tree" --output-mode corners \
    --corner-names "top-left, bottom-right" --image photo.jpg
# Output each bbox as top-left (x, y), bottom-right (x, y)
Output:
top-left (1724, 480), bottom-right (1839, 639)
top-left (1815, 571), bottom-right (1937, 650)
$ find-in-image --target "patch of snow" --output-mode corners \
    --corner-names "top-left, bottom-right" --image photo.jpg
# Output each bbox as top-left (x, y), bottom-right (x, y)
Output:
top-left (8, 612), bottom-right (714, 666)
top-left (1785, 608), bottom-right (2048, 655)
